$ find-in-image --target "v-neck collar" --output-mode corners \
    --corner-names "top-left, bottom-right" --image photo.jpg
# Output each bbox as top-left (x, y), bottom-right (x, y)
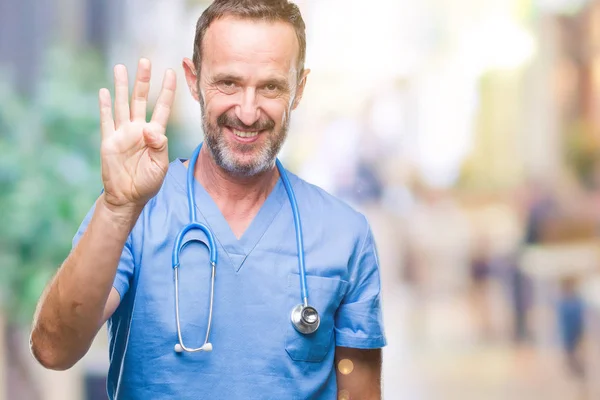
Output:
top-left (170, 159), bottom-right (287, 272)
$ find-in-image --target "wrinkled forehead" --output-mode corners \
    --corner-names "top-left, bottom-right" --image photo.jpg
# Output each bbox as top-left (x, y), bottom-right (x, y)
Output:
top-left (202, 16), bottom-right (300, 80)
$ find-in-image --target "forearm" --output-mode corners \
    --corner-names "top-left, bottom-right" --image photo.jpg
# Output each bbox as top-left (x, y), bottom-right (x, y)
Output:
top-left (30, 195), bottom-right (141, 369)
top-left (337, 376), bottom-right (381, 400)
top-left (335, 347), bottom-right (382, 400)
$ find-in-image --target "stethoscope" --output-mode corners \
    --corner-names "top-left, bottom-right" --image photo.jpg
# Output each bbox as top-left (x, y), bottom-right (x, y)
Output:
top-left (172, 143), bottom-right (320, 353)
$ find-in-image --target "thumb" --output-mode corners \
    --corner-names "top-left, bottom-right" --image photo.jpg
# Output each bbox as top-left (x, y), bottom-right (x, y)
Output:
top-left (143, 127), bottom-right (168, 152)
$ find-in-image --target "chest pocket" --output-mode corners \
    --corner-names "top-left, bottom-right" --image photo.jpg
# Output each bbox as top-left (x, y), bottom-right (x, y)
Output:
top-left (285, 273), bottom-right (348, 363)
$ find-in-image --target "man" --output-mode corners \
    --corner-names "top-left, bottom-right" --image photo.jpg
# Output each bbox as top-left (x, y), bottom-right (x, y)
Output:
top-left (29, 1), bottom-right (386, 398)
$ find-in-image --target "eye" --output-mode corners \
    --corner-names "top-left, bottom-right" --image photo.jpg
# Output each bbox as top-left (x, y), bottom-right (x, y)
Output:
top-left (216, 80), bottom-right (238, 94)
top-left (262, 83), bottom-right (285, 98)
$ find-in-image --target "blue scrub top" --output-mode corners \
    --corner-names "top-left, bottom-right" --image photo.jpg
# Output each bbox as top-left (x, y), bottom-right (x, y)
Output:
top-left (73, 158), bottom-right (386, 400)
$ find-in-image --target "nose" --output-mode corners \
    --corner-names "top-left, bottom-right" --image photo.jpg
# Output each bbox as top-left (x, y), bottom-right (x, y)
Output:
top-left (235, 87), bottom-right (261, 127)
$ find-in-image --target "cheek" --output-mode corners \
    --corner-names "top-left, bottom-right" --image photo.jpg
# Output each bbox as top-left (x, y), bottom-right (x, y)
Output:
top-left (262, 99), bottom-right (291, 126)
top-left (203, 91), bottom-right (235, 118)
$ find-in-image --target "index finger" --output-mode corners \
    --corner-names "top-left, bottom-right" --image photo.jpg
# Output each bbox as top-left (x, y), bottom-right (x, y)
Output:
top-left (150, 69), bottom-right (177, 130)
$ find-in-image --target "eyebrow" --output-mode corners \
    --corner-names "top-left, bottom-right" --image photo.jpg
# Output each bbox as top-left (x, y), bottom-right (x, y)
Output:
top-left (211, 73), bottom-right (244, 83)
top-left (262, 77), bottom-right (289, 88)
top-left (211, 73), bottom-right (290, 88)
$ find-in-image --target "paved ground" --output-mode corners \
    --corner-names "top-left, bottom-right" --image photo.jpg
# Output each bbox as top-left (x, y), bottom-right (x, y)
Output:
top-left (380, 281), bottom-right (587, 400)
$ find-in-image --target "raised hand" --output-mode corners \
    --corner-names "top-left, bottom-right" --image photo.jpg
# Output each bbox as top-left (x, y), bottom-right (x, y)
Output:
top-left (99, 58), bottom-right (177, 210)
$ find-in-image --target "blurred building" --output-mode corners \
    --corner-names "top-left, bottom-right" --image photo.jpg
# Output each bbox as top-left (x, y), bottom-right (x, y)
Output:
top-left (0, 0), bottom-right (127, 96)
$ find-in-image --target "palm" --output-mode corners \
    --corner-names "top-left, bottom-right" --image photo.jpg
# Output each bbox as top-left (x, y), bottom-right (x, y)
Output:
top-left (99, 59), bottom-right (177, 207)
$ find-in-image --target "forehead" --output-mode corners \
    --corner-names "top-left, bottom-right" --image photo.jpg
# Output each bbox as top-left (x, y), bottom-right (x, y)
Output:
top-left (202, 16), bottom-right (299, 78)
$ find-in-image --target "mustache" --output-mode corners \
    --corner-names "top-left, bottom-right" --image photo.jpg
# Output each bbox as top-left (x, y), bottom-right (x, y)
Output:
top-left (217, 113), bottom-right (275, 131)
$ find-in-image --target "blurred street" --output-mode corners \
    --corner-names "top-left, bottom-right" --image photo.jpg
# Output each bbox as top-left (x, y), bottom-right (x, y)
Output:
top-left (357, 191), bottom-right (598, 400)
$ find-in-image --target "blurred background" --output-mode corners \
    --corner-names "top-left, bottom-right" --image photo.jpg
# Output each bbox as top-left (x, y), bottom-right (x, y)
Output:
top-left (3, 0), bottom-right (600, 398)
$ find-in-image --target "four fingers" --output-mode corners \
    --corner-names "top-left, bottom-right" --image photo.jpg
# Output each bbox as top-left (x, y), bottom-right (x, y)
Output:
top-left (131, 59), bottom-right (152, 121)
top-left (100, 60), bottom-right (176, 137)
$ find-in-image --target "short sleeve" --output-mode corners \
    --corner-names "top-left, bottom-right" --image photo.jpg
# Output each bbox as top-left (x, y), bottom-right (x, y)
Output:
top-left (334, 219), bottom-right (387, 349)
top-left (72, 200), bottom-right (135, 300)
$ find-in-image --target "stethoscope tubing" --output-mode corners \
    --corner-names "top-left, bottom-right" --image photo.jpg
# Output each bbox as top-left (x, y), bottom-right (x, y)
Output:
top-left (172, 142), bottom-right (314, 353)
top-left (275, 158), bottom-right (309, 307)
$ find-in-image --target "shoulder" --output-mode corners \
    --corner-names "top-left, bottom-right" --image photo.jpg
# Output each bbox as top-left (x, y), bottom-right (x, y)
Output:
top-left (287, 171), bottom-right (369, 238)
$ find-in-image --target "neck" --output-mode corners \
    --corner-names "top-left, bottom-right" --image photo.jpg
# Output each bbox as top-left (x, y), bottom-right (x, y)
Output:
top-left (184, 146), bottom-right (279, 238)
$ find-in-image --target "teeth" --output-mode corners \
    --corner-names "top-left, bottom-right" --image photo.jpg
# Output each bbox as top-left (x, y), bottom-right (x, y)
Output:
top-left (233, 129), bottom-right (259, 138)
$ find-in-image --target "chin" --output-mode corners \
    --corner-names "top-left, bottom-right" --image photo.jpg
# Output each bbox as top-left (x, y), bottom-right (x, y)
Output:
top-left (208, 135), bottom-right (277, 177)
top-left (218, 155), bottom-right (268, 177)
top-left (225, 164), bottom-right (267, 177)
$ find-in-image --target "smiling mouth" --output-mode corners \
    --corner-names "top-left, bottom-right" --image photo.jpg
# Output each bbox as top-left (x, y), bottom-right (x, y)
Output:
top-left (231, 129), bottom-right (260, 138)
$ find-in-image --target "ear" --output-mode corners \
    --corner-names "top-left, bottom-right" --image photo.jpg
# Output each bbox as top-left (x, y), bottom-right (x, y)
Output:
top-left (292, 68), bottom-right (310, 110)
top-left (182, 57), bottom-right (200, 102)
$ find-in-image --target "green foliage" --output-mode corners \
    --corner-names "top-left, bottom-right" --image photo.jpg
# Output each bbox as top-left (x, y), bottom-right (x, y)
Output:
top-left (0, 46), bottom-right (107, 324)
top-left (0, 45), bottom-right (187, 324)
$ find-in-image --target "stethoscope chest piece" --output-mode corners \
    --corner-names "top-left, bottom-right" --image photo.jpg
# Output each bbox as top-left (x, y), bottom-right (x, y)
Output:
top-left (291, 304), bottom-right (320, 334)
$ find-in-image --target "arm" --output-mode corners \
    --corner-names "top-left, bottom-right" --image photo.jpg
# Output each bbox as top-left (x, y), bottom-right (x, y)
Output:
top-left (335, 346), bottom-right (382, 399)
top-left (30, 198), bottom-right (137, 370)
top-left (334, 219), bottom-right (387, 398)
top-left (29, 59), bottom-right (176, 370)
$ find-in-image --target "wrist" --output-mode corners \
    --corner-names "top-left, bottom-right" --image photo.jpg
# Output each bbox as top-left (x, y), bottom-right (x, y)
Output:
top-left (98, 193), bottom-right (144, 226)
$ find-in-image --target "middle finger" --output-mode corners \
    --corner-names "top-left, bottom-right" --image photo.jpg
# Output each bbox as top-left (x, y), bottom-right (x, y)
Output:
top-left (130, 58), bottom-right (152, 122)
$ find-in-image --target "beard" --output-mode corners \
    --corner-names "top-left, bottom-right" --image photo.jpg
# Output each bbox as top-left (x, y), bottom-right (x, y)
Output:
top-left (199, 97), bottom-right (289, 177)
